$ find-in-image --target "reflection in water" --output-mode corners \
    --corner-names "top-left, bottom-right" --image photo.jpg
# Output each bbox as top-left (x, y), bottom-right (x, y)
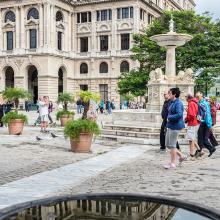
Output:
top-left (2, 199), bottom-right (211, 220)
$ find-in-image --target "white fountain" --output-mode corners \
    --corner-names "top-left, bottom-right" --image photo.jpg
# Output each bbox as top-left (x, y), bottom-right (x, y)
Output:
top-left (112, 18), bottom-right (195, 126)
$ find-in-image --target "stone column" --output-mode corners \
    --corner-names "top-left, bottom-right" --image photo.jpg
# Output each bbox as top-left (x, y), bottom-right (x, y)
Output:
top-left (50, 4), bottom-right (55, 49)
top-left (20, 6), bottom-right (25, 50)
top-left (44, 2), bottom-right (50, 47)
top-left (111, 8), bottom-right (117, 56)
top-left (68, 12), bottom-right (72, 52)
top-left (15, 6), bottom-right (20, 49)
top-left (0, 9), bottom-right (3, 52)
top-left (165, 46), bottom-right (176, 78)
top-left (39, 3), bottom-right (44, 48)
top-left (91, 10), bottom-right (96, 57)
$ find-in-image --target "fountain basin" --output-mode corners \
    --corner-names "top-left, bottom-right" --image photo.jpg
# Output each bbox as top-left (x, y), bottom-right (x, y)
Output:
top-left (150, 32), bottom-right (193, 47)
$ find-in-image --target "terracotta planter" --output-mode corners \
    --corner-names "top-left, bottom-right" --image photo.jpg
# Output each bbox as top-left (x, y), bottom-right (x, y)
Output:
top-left (60, 115), bottom-right (73, 127)
top-left (8, 119), bottom-right (24, 135)
top-left (70, 133), bottom-right (93, 153)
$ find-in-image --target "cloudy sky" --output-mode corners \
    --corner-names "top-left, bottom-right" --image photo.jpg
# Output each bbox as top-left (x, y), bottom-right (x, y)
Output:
top-left (195, 0), bottom-right (220, 19)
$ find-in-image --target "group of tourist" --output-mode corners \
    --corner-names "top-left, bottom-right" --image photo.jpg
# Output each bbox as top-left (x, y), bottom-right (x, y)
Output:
top-left (160, 88), bottom-right (219, 169)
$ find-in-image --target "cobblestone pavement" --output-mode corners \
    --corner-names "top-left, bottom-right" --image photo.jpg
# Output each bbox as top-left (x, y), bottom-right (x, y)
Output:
top-left (63, 146), bottom-right (220, 212)
top-left (0, 112), bottom-right (115, 185)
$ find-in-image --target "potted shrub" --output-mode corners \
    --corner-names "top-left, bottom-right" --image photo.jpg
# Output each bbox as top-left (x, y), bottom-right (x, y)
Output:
top-left (64, 91), bottom-right (100, 153)
top-left (56, 92), bottom-right (75, 126)
top-left (64, 119), bottom-right (100, 153)
top-left (2, 88), bottom-right (30, 135)
top-left (2, 111), bottom-right (28, 135)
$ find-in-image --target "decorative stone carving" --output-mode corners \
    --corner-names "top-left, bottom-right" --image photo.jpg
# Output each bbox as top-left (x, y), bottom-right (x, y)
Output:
top-left (177, 68), bottom-right (194, 83)
top-left (149, 68), bottom-right (167, 83)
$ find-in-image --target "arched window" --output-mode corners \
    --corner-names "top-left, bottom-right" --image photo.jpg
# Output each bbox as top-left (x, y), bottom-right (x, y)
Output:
top-left (5, 11), bottom-right (15, 22)
top-left (100, 62), bottom-right (108, 73)
top-left (80, 63), bottom-right (88, 74)
top-left (120, 61), bottom-right (129, 73)
top-left (56, 11), bottom-right (63, 22)
top-left (27, 8), bottom-right (39, 20)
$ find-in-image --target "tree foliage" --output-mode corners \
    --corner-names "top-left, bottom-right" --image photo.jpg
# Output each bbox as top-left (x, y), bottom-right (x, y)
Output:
top-left (118, 10), bottom-right (220, 96)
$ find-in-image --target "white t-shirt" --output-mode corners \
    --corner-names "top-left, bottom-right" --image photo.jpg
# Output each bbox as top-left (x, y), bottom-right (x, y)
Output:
top-left (38, 101), bottom-right (48, 116)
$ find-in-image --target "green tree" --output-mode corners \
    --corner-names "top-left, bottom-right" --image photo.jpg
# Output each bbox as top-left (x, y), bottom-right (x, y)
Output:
top-left (118, 11), bottom-right (220, 96)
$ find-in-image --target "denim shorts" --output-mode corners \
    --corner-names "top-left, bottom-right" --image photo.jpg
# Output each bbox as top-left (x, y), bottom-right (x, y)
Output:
top-left (165, 128), bottom-right (180, 149)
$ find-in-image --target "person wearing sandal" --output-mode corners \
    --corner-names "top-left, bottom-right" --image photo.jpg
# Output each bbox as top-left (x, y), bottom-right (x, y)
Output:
top-left (164, 88), bottom-right (188, 169)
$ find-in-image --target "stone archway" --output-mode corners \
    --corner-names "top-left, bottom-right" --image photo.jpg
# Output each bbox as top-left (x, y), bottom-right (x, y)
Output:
top-left (28, 65), bottom-right (38, 103)
top-left (58, 67), bottom-right (67, 94)
top-left (5, 66), bottom-right (14, 88)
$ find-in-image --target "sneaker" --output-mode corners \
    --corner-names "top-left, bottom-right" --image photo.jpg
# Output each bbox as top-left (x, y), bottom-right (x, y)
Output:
top-left (179, 155), bottom-right (188, 163)
top-left (208, 148), bottom-right (216, 157)
top-left (163, 163), bottom-right (176, 169)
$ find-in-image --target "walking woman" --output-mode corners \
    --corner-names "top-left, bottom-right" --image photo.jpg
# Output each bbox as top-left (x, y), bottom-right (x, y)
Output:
top-left (164, 88), bottom-right (187, 169)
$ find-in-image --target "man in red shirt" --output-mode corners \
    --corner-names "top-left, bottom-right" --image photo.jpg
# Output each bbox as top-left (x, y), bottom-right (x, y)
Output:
top-left (185, 94), bottom-right (200, 157)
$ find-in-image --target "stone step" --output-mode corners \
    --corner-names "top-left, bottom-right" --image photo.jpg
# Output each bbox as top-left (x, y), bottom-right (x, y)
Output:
top-left (99, 133), bottom-right (220, 146)
top-left (101, 129), bottom-right (220, 140)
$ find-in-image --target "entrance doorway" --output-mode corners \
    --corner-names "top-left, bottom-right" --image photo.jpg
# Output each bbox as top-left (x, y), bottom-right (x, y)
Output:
top-left (58, 68), bottom-right (63, 94)
top-left (5, 66), bottom-right (14, 88)
top-left (28, 66), bottom-right (38, 103)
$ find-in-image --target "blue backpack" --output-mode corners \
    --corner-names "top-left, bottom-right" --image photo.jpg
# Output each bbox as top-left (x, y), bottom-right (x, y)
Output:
top-left (197, 103), bottom-right (207, 122)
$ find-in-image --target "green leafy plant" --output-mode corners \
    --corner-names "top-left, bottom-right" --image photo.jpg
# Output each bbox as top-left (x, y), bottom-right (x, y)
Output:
top-left (3, 88), bottom-right (31, 112)
top-left (57, 92), bottom-right (74, 111)
top-left (2, 111), bottom-right (28, 124)
top-left (78, 90), bottom-right (100, 119)
top-left (56, 110), bottom-right (75, 120)
top-left (64, 119), bottom-right (101, 141)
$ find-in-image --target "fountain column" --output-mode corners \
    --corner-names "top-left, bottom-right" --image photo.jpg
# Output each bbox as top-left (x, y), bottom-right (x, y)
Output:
top-left (166, 46), bottom-right (176, 78)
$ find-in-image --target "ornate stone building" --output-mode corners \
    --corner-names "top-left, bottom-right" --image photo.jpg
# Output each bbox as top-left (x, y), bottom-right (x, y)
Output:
top-left (0, 0), bottom-right (195, 103)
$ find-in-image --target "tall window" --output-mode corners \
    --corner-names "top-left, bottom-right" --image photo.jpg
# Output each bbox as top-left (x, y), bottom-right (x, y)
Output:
top-left (120, 61), bottom-right (129, 73)
top-left (5, 11), bottom-right (15, 22)
top-left (121, 34), bottom-right (130, 50)
top-left (7, 31), bottom-right (13, 50)
top-left (100, 62), bottom-right (108, 73)
top-left (100, 35), bottom-right (108, 51)
top-left (99, 84), bottom-right (108, 101)
top-left (80, 63), bottom-right (88, 74)
top-left (27, 8), bottom-right (39, 20)
top-left (77, 12), bottom-right (91, 23)
top-left (57, 32), bottom-right (62, 50)
top-left (148, 14), bottom-right (154, 24)
top-left (140, 8), bottom-right (145, 20)
top-left (56, 11), bottom-right (63, 22)
top-left (117, 7), bottom-right (133, 19)
top-left (80, 37), bottom-right (88, 52)
top-left (30, 29), bottom-right (37, 49)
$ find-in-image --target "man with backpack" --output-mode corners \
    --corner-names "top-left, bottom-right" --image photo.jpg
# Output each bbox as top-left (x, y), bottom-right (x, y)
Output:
top-left (185, 94), bottom-right (200, 158)
top-left (195, 92), bottom-right (216, 157)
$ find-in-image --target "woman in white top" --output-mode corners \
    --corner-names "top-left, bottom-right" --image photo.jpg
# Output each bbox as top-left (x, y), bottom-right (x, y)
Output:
top-left (38, 96), bottom-right (49, 132)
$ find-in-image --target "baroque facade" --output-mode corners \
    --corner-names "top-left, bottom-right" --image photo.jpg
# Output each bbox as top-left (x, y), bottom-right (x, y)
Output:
top-left (0, 0), bottom-right (195, 103)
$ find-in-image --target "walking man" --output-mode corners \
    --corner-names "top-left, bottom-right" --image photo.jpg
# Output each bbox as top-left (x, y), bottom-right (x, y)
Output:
top-left (164, 88), bottom-right (187, 169)
top-left (195, 92), bottom-right (216, 157)
top-left (38, 96), bottom-right (49, 133)
top-left (185, 94), bottom-right (200, 158)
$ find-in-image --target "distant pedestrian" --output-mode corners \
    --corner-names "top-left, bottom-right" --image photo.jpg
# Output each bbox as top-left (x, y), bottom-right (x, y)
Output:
top-left (99, 100), bottom-right (104, 114)
top-left (25, 100), bottom-right (30, 112)
top-left (38, 96), bottom-right (49, 133)
top-left (76, 99), bottom-right (82, 114)
top-left (164, 88), bottom-right (187, 169)
top-left (0, 96), bottom-right (4, 127)
top-left (48, 100), bottom-right (54, 124)
top-left (106, 100), bottom-right (112, 114)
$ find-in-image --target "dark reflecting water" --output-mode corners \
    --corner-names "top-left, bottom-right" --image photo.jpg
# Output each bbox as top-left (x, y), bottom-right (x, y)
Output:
top-left (0, 198), bottom-right (212, 220)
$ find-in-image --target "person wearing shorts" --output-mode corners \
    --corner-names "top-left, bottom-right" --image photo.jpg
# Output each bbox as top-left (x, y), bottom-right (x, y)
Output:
top-left (38, 96), bottom-right (49, 133)
top-left (164, 88), bottom-right (187, 169)
top-left (185, 94), bottom-right (200, 158)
